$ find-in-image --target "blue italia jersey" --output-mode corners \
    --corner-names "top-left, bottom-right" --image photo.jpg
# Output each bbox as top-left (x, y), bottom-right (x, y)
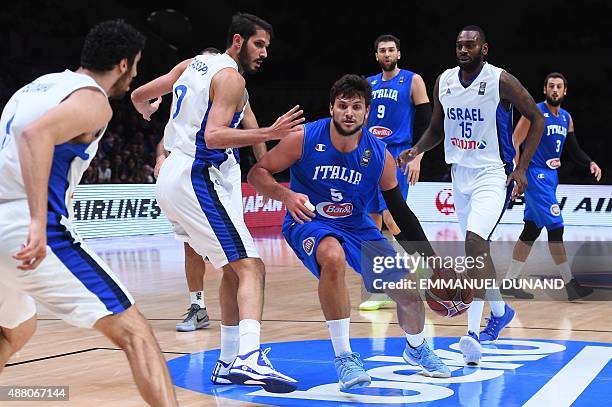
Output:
top-left (366, 69), bottom-right (415, 147)
top-left (287, 118), bottom-right (387, 229)
top-left (530, 102), bottom-right (571, 169)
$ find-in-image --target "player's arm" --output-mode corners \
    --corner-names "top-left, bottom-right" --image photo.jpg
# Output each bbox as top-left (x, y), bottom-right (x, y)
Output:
top-left (15, 88), bottom-right (112, 270)
top-left (153, 136), bottom-right (169, 179)
top-left (511, 115), bottom-right (531, 165)
top-left (499, 71), bottom-right (545, 197)
top-left (564, 116), bottom-right (601, 181)
top-left (379, 150), bottom-right (436, 257)
top-left (241, 102), bottom-right (268, 160)
top-left (205, 69), bottom-right (304, 148)
top-left (407, 74), bottom-right (432, 185)
top-left (397, 75), bottom-right (444, 171)
top-left (247, 128), bottom-right (315, 224)
top-left (131, 58), bottom-right (191, 121)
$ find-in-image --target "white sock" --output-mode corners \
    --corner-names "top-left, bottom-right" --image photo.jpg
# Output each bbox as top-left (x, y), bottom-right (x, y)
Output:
top-left (327, 318), bottom-right (351, 356)
top-left (190, 291), bottom-right (205, 308)
top-left (506, 259), bottom-right (525, 280)
top-left (489, 300), bottom-right (506, 318)
top-left (556, 262), bottom-right (573, 284)
top-left (238, 319), bottom-right (261, 355)
top-left (467, 300), bottom-right (485, 334)
top-left (406, 329), bottom-right (425, 348)
top-left (219, 325), bottom-right (239, 363)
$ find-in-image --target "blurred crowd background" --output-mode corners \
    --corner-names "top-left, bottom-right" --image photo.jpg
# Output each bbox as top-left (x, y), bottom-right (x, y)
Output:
top-left (1, 0), bottom-right (610, 185)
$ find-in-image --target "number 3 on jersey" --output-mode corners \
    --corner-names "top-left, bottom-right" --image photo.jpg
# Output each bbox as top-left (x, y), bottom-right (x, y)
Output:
top-left (172, 85), bottom-right (187, 119)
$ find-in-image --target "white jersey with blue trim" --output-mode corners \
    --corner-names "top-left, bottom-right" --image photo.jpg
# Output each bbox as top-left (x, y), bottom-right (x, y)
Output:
top-left (163, 53), bottom-right (247, 169)
top-left (0, 70), bottom-right (107, 207)
top-left (439, 62), bottom-right (514, 168)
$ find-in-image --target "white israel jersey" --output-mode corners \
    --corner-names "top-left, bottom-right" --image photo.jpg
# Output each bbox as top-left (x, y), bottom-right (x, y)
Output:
top-left (163, 53), bottom-right (247, 169)
top-left (0, 70), bottom-right (106, 211)
top-left (439, 62), bottom-right (514, 168)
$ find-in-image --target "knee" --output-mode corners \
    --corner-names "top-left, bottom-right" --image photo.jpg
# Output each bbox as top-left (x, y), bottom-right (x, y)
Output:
top-left (99, 307), bottom-right (154, 350)
top-left (316, 241), bottom-right (345, 278)
top-left (519, 221), bottom-right (541, 245)
top-left (547, 226), bottom-right (564, 242)
top-left (232, 258), bottom-right (266, 279)
top-left (2, 317), bottom-right (37, 354)
top-left (386, 287), bottom-right (419, 305)
top-left (465, 231), bottom-right (488, 256)
top-left (221, 266), bottom-right (240, 284)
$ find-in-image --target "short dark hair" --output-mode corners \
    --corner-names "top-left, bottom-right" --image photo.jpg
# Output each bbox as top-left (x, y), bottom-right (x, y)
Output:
top-left (80, 19), bottom-right (146, 72)
top-left (226, 13), bottom-right (273, 48)
top-left (200, 47), bottom-right (221, 55)
top-left (330, 74), bottom-right (372, 107)
top-left (544, 72), bottom-right (568, 88)
top-left (374, 34), bottom-right (400, 51)
top-left (459, 25), bottom-right (487, 43)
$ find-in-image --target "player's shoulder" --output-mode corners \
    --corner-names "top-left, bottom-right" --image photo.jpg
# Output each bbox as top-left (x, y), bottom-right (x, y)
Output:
top-left (559, 107), bottom-right (572, 121)
top-left (68, 87), bottom-right (112, 117)
top-left (439, 66), bottom-right (459, 81)
top-left (303, 117), bottom-right (330, 138)
top-left (483, 62), bottom-right (504, 73)
top-left (367, 73), bottom-right (382, 85)
top-left (212, 67), bottom-right (245, 90)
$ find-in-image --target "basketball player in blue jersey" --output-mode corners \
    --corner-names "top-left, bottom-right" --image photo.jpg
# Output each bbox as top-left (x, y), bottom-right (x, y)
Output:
top-left (133, 47), bottom-right (268, 332)
top-left (400, 26), bottom-right (545, 365)
top-left (0, 20), bottom-right (178, 406)
top-left (360, 34), bottom-right (433, 311)
top-left (137, 13), bottom-right (302, 393)
top-left (503, 72), bottom-right (601, 301)
top-left (249, 74), bottom-right (452, 389)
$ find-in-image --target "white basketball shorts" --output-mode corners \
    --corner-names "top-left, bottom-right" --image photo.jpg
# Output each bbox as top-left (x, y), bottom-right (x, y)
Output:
top-left (0, 200), bottom-right (134, 329)
top-left (451, 164), bottom-right (512, 240)
top-left (156, 150), bottom-right (259, 269)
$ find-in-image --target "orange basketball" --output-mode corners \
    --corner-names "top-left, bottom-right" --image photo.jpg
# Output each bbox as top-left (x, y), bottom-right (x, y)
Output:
top-left (425, 269), bottom-right (473, 318)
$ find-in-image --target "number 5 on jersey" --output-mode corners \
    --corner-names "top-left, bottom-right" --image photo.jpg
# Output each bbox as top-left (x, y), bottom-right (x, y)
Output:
top-left (330, 188), bottom-right (343, 202)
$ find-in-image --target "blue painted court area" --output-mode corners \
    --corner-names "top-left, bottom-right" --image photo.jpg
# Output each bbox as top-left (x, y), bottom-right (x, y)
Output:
top-left (168, 337), bottom-right (612, 406)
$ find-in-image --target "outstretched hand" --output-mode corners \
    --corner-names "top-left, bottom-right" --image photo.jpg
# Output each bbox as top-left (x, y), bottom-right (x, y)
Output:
top-left (267, 105), bottom-right (305, 140)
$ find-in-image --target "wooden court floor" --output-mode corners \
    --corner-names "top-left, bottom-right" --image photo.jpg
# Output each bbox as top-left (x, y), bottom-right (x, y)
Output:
top-left (1, 228), bottom-right (611, 406)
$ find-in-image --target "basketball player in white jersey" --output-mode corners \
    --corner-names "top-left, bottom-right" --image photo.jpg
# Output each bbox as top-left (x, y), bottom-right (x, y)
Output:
top-left (399, 26), bottom-right (545, 365)
top-left (0, 20), bottom-right (178, 406)
top-left (136, 13), bottom-right (303, 393)
top-left (132, 47), bottom-right (268, 332)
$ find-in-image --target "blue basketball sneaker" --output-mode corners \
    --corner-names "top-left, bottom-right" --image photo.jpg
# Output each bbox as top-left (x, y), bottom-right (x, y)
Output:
top-left (459, 331), bottom-right (482, 365)
top-left (479, 304), bottom-right (516, 344)
top-left (403, 340), bottom-right (451, 378)
top-left (228, 348), bottom-right (297, 393)
top-left (334, 352), bottom-right (371, 390)
top-left (210, 359), bottom-right (232, 385)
